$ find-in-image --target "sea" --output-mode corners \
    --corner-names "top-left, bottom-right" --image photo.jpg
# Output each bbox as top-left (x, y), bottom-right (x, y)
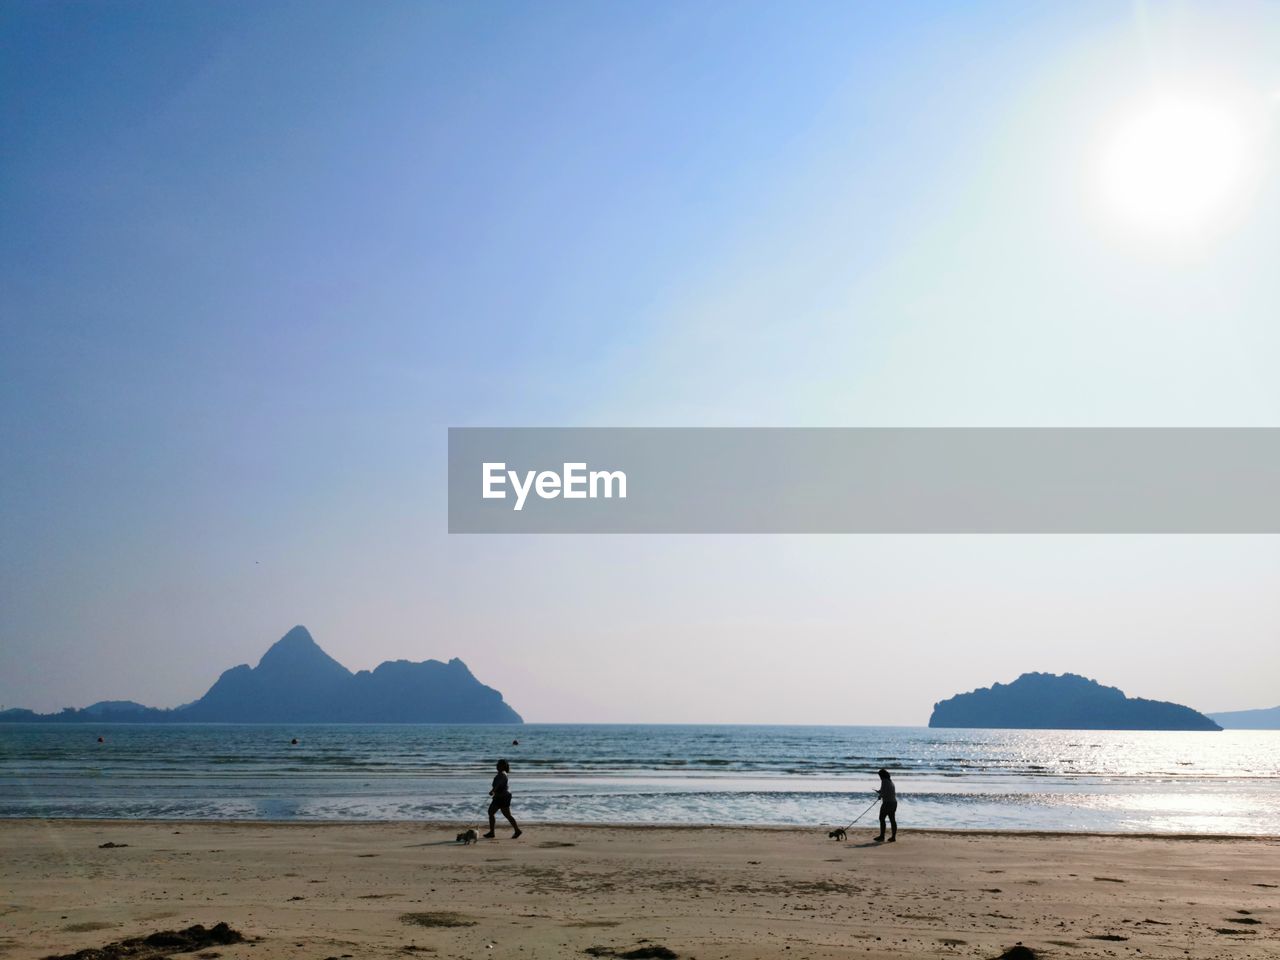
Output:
top-left (2, 724), bottom-right (1277, 834)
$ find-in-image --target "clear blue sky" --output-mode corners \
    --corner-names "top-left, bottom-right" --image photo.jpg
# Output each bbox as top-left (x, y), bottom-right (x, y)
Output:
top-left (2, 1), bottom-right (1278, 721)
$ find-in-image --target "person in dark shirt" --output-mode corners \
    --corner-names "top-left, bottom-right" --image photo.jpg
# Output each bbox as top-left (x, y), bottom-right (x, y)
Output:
top-left (483, 758), bottom-right (521, 839)
top-left (874, 767), bottom-right (897, 842)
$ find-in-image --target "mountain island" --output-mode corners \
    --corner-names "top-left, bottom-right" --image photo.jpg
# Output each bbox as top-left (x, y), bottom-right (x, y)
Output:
top-left (0, 626), bottom-right (522, 724)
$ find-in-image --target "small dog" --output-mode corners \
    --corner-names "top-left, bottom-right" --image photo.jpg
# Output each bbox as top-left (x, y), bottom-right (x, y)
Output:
top-left (456, 829), bottom-right (479, 845)
top-left (828, 828), bottom-right (847, 841)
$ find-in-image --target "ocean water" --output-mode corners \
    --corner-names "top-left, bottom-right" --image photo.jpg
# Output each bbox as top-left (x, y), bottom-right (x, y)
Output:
top-left (1, 724), bottom-right (1277, 834)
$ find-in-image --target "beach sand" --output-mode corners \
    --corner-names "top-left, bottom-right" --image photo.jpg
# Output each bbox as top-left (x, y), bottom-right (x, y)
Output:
top-left (0, 821), bottom-right (1276, 959)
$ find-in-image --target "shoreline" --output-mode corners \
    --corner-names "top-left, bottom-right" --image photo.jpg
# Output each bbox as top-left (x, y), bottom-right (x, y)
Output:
top-left (5, 816), bottom-right (1280, 842)
top-left (4, 820), bottom-right (1277, 959)
top-left (9, 725), bottom-right (1277, 834)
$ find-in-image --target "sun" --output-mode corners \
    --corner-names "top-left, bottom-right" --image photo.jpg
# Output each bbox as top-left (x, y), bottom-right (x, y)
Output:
top-left (1098, 97), bottom-right (1249, 237)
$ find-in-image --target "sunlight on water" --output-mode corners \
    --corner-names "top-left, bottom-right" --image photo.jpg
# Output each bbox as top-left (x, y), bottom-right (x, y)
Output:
top-left (1, 724), bottom-right (1276, 833)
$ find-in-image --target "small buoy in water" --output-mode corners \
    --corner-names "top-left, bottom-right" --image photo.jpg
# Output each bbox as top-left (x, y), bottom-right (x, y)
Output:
top-left (291, 738), bottom-right (298, 745)
top-left (97, 736), bottom-right (104, 743)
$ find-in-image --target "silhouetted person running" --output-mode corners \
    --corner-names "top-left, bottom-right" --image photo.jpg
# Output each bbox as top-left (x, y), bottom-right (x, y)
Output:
top-left (874, 768), bottom-right (897, 842)
top-left (483, 759), bottom-right (521, 839)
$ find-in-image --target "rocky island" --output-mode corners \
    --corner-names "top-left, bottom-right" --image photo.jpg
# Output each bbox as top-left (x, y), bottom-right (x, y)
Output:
top-left (929, 672), bottom-right (1220, 731)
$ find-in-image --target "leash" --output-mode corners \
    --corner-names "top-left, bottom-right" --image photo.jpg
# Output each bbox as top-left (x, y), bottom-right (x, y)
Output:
top-left (842, 796), bottom-right (879, 832)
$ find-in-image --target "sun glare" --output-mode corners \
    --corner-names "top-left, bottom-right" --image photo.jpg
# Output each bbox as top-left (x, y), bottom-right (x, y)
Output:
top-left (1099, 97), bottom-right (1250, 237)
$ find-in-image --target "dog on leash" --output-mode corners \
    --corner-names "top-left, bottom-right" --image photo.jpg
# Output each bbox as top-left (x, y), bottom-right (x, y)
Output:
top-left (456, 828), bottom-right (479, 845)
top-left (828, 827), bottom-right (847, 841)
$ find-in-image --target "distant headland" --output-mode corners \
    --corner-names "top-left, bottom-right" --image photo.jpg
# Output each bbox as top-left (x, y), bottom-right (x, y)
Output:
top-left (929, 672), bottom-right (1221, 731)
top-left (1209, 705), bottom-right (1280, 730)
top-left (0, 626), bottom-right (523, 724)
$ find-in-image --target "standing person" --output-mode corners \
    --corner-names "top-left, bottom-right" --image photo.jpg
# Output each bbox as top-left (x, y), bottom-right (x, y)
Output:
top-left (874, 768), bottom-right (897, 843)
top-left (483, 759), bottom-right (521, 839)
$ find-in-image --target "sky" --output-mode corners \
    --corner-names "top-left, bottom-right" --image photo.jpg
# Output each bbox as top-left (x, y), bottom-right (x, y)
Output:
top-left (2, 1), bottom-right (1278, 723)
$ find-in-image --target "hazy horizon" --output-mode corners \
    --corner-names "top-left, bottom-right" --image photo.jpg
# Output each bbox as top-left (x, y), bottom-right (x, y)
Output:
top-left (3, 3), bottom-right (1279, 724)
top-left (3, 600), bottom-right (1274, 724)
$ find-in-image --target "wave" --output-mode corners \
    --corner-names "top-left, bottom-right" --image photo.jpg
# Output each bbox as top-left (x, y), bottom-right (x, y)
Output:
top-left (4, 724), bottom-right (1278, 832)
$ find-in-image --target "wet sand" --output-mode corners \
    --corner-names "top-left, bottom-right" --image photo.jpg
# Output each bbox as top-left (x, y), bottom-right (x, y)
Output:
top-left (0, 820), bottom-right (1276, 960)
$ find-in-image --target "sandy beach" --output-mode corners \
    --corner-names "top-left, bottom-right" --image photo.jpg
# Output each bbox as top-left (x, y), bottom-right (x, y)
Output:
top-left (1, 821), bottom-right (1275, 960)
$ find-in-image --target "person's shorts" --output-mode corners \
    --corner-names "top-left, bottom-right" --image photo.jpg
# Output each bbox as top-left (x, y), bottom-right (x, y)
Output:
top-left (880, 800), bottom-right (898, 816)
top-left (488, 793), bottom-right (513, 813)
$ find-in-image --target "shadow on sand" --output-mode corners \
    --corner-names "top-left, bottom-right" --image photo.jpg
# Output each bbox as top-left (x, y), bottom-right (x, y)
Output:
top-left (403, 840), bottom-right (474, 848)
